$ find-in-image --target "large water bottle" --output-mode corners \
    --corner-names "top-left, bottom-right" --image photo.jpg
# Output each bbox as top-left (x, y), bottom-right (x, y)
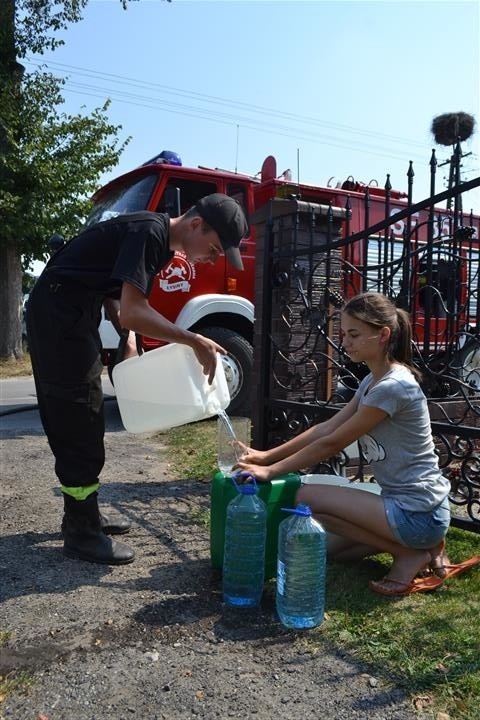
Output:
top-left (223, 473), bottom-right (267, 607)
top-left (276, 504), bottom-right (327, 629)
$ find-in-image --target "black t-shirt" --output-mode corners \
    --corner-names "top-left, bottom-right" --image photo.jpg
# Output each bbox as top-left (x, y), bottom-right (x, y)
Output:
top-left (46, 212), bottom-right (174, 299)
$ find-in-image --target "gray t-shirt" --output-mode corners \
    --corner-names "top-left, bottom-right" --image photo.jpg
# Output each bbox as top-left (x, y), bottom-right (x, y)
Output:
top-left (355, 365), bottom-right (450, 511)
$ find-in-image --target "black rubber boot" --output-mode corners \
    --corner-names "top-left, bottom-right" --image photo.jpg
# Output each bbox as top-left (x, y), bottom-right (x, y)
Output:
top-left (62, 492), bottom-right (135, 565)
top-left (99, 512), bottom-right (132, 535)
top-left (61, 510), bottom-right (132, 536)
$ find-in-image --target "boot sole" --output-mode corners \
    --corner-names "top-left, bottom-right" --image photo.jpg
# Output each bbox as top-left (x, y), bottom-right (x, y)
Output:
top-left (63, 548), bottom-right (135, 565)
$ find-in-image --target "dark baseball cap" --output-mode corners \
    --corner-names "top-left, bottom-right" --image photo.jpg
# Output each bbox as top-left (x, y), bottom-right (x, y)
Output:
top-left (195, 193), bottom-right (248, 271)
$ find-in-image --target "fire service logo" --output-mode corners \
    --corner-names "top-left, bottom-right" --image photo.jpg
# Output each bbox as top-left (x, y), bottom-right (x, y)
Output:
top-left (158, 254), bottom-right (196, 293)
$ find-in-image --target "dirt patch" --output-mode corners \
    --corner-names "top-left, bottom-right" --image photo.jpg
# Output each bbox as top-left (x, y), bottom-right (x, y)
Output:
top-left (0, 419), bottom-right (417, 720)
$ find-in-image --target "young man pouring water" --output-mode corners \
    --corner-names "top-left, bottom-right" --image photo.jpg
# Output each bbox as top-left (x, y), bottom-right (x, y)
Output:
top-left (26, 194), bottom-right (247, 566)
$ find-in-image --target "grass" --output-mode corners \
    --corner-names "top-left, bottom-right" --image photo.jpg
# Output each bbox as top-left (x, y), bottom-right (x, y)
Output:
top-left (188, 507), bottom-right (211, 528)
top-left (0, 633), bottom-right (35, 703)
top-left (160, 418), bottom-right (480, 720)
top-left (0, 353), bottom-right (32, 379)
top-left (318, 530), bottom-right (480, 720)
top-left (0, 672), bottom-right (35, 704)
top-left (156, 419), bottom-right (218, 528)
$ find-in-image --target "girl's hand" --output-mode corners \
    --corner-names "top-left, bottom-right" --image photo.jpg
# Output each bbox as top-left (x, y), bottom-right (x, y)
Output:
top-left (236, 461), bottom-right (272, 482)
top-left (236, 445), bottom-right (270, 466)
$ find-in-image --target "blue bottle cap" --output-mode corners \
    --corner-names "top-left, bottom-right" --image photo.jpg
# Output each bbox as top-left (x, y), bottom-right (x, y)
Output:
top-left (281, 504), bottom-right (312, 516)
top-left (231, 471), bottom-right (258, 495)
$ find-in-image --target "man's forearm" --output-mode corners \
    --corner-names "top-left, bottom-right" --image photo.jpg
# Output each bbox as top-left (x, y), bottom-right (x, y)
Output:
top-left (103, 298), bottom-right (122, 335)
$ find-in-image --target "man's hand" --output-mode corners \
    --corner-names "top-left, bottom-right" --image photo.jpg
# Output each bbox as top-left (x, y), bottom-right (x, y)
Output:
top-left (191, 334), bottom-right (226, 384)
top-left (118, 283), bottom-right (226, 383)
top-left (123, 331), bottom-right (139, 360)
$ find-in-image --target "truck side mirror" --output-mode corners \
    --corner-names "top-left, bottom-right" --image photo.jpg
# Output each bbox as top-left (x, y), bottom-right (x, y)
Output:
top-left (164, 187), bottom-right (181, 218)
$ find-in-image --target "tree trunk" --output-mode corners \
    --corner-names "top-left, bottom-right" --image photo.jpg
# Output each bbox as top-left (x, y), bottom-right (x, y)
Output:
top-left (0, 0), bottom-right (24, 359)
top-left (0, 243), bottom-right (24, 359)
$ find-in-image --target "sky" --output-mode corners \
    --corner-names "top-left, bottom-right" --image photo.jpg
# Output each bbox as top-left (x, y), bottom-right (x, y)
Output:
top-left (26, 0), bottom-right (479, 272)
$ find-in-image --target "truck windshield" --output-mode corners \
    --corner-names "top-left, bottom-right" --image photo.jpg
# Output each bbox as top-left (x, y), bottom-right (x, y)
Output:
top-left (84, 173), bottom-right (158, 227)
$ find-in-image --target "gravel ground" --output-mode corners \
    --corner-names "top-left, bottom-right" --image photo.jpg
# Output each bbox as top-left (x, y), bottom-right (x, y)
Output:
top-left (0, 404), bottom-right (418, 720)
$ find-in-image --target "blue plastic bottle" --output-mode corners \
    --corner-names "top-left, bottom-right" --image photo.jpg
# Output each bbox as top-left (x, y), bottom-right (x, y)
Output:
top-left (222, 473), bottom-right (267, 607)
top-left (276, 504), bottom-right (327, 629)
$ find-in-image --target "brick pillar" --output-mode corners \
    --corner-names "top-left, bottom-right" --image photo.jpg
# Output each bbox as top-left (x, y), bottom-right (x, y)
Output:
top-left (250, 198), bottom-right (345, 449)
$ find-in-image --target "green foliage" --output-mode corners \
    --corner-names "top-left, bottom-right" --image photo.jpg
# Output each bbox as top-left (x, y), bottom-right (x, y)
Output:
top-left (0, 1), bottom-right (132, 269)
top-left (13, 1), bottom-right (89, 57)
top-left (1, 1), bottom-right (171, 270)
top-left (0, 69), bottom-right (129, 266)
top-left (0, 1), bottom-right (168, 356)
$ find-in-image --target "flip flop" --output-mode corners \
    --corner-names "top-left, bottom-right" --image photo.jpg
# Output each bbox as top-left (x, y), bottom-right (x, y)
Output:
top-left (439, 555), bottom-right (480, 580)
top-left (369, 574), bottom-right (444, 597)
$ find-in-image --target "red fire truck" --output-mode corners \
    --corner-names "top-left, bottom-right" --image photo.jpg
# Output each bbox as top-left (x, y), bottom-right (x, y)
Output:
top-left (89, 150), bottom-right (479, 413)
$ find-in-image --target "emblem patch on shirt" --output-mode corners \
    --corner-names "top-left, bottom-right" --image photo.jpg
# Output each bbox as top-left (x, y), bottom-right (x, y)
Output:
top-left (159, 253), bottom-right (196, 293)
top-left (359, 434), bottom-right (386, 463)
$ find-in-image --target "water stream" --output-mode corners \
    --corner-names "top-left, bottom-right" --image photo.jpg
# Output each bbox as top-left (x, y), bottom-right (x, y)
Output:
top-left (217, 409), bottom-right (237, 442)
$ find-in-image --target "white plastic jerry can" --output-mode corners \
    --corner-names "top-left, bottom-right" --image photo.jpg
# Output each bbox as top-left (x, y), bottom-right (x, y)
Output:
top-left (112, 343), bottom-right (230, 433)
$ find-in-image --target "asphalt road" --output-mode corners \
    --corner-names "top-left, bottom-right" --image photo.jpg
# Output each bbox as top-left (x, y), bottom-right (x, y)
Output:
top-left (0, 374), bottom-right (122, 432)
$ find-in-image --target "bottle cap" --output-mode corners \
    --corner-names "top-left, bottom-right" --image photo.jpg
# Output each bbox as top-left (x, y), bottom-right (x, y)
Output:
top-left (231, 471), bottom-right (258, 495)
top-left (281, 503), bottom-right (312, 516)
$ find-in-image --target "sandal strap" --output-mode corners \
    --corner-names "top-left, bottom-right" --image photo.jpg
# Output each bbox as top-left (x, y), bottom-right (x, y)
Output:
top-left (375, 577), bottom-right (409, 587)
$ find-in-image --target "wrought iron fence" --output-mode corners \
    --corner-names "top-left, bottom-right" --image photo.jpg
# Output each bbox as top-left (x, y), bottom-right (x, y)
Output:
top-left (251, 146), bottom-right (480, 533)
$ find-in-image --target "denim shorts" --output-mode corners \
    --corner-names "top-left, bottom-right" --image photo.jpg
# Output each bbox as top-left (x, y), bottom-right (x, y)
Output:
top-left (383, 494), bottom-right (450, 549)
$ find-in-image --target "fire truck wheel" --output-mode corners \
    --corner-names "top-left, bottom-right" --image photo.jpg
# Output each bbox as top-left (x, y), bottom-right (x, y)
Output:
top-left (456, 338), bottom-right (480, 392)
top-left (198, 327), bottom-right (253, 416)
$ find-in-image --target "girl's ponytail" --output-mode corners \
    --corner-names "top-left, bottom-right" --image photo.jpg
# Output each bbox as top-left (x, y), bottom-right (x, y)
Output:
top-left (391, 308), bottom-right (422, 381)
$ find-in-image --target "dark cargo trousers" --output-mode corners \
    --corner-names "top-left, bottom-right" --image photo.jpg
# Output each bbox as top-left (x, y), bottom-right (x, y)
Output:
top-left (26, 272), bottom-right (106, 489)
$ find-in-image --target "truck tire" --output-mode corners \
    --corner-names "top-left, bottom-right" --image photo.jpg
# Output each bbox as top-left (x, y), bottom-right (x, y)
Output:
top-left (456, 337), bottom-right (480, 393)
top-left (198, 327), bottom-right (253, 417)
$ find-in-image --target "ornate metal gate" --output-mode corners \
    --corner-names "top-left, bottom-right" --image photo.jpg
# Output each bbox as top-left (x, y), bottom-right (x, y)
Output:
top-left (251, 146), bottom-right (480, 533)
